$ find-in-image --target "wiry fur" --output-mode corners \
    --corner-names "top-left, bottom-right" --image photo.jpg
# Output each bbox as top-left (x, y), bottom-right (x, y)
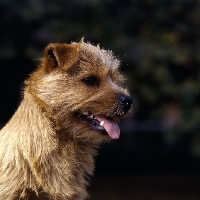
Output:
top-left (0, 40), bottom-right (131, 199)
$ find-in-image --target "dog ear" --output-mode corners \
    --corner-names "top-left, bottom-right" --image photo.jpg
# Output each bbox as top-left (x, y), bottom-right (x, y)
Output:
top-left (43, 43), bottom-right (79, 72)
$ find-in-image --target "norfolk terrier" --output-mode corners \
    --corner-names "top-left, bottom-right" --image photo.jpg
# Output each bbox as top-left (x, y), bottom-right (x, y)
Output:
top-left (0, 40), bottom-right (132, 200)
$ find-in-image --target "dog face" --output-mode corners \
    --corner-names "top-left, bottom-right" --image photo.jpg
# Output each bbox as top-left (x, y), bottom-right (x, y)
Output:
top-left (27, 41), bottom-right (132, 144)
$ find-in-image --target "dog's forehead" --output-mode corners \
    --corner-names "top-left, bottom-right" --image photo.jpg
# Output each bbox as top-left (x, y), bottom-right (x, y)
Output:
top-left (78, 42), bottom-right (120, 70)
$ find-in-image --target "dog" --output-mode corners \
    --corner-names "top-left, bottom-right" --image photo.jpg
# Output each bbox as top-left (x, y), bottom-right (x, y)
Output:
top-left (0, 40), bottom-right (132, 199)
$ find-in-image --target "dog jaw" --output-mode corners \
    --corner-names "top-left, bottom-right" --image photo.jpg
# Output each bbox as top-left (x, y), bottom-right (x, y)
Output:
top-left (76, 111), bottom-right (120, 139)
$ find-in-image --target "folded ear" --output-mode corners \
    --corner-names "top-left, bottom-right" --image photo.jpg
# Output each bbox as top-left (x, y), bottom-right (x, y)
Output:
top-left (42, 43), bottom-right (79, 72)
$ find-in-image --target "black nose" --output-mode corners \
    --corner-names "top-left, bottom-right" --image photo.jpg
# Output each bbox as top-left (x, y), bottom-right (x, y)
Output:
top-left (119, 95), bottom-right (133, 114)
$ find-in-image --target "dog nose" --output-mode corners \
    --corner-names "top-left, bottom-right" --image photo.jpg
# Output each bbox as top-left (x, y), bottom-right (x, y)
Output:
top-left (119, 95), bottom-right (133, 114)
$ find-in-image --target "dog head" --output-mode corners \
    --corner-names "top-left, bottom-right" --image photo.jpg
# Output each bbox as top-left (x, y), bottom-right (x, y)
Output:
top-left (27, 40), bottom-right (132, 144)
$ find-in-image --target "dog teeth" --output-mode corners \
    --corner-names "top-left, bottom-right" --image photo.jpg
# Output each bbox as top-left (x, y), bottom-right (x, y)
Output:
top-left (82, 112), bottom-right (96, 119)
top-left (100, 121), bottom-right (105, 127)
top-left (83, 111), bottom-right (89, 116)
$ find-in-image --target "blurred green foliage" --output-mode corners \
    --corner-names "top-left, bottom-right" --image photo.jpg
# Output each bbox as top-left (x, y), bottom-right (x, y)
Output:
top-left (0, 0), bottom-right (200, 155)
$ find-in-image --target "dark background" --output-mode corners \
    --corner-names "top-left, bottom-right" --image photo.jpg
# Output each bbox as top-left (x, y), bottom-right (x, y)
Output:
top-left (0, 0), bottom-right (200, 199)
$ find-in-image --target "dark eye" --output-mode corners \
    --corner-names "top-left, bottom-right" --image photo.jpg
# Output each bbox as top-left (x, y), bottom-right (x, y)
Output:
top-left (82, 76), bottom-right (99, 86)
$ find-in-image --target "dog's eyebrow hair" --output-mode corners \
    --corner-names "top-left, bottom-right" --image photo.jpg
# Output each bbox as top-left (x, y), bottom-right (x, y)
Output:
top-left (67, 61), bottom-right (81, 76)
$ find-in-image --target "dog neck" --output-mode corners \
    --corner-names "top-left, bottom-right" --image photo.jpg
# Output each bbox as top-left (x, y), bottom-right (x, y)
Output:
top-left (0, 90), bottom-right (98, 199)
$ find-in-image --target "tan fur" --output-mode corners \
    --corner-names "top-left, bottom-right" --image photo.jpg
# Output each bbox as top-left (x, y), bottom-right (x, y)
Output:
top-left (0, 40), bottom-right (132, 199)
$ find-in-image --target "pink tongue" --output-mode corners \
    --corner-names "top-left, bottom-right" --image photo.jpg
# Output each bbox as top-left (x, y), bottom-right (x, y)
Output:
top-left (95, 115), bottom-right (120, 139)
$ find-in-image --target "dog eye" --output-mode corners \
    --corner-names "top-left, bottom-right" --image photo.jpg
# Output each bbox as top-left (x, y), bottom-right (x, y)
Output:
top-left (82, 76), bottom-right (99, 86)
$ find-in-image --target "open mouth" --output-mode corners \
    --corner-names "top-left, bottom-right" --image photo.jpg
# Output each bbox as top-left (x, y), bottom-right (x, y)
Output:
top-left (77, 111), bottom-right (120, 139)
